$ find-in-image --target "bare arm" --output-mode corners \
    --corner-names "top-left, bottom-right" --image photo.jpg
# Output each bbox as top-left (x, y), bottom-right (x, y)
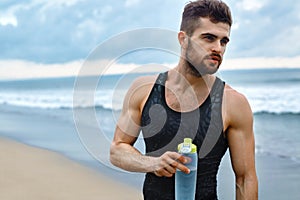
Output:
top-left (110, 76), bottom-right (189, 177)
top-left (224, 87), bottom-right (258, 200)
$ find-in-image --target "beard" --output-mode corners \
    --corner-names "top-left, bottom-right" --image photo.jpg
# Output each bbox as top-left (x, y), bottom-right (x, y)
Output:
top-left (185, 59), bottom-right (203, 77)
top-left (185, 39), bottom-right (221, 77)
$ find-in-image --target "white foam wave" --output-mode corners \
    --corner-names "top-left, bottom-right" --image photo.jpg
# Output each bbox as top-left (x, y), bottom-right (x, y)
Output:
top-left (0, 84), bottom-right (299, 114)
top-left (234, 85), bottom-right (300, 114)
top-left (0, 89), bottom-right (125, 111)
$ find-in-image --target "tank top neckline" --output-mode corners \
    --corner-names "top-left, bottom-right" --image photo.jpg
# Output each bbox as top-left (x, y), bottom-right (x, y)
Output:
top-left (159, 71), bottom-right (220, 114)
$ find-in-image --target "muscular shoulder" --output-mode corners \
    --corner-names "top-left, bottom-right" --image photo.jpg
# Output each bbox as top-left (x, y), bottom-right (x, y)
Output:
top-left (116, 74), bottom-right (158, 136)
top-left (130, 75), bottom-right (157, 90)
top-left (223, 84), bottom-right (250, 110)
top-left (223, 84), bottom-right (253, 129)
top-left (124, 74), bottom-right (158, 112)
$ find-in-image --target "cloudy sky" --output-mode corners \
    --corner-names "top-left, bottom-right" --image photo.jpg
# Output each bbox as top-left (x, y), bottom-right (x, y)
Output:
top-left (1, 0), bottom-right (300, 79)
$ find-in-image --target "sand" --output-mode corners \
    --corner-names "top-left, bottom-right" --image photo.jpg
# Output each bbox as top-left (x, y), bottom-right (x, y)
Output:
top-left (1, 105), bottom-right (300, 199)
top-left (0, 138), bottom-right (143, 200)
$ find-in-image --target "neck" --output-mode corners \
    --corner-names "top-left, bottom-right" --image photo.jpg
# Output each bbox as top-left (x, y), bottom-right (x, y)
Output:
top-left (171, 59), bottom-right (214, 89)
top-left (164, 63), bottom-right (216, 113)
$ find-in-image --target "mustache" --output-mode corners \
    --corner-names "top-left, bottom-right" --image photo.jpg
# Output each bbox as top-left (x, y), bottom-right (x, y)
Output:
top-left (206, 53), bottom-right (222, 61)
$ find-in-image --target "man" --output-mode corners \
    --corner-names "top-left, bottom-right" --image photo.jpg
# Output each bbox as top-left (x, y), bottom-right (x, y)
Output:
top-left (110, 0), bottom-right (258, 199)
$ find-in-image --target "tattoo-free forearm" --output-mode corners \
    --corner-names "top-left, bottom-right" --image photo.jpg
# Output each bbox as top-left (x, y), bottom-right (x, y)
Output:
top-left (110, 142), bottom-right (155, 173)
top-left (236, 176), bottom-right (258, 200)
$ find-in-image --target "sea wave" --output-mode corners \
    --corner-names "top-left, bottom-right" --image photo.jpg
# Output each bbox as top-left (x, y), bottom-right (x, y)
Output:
top-left (255, 145), bottom-right (300, 164)
top-left (254, 111), bottom-right (300, 115)
top-left (0, 90), bottom-right (123, 111)
top-left (1, 98), bottom-right (299, 116)
top-left (1, 81), bottom-right (300, 115)
top-left (1, 88), bottom-right (300, 115)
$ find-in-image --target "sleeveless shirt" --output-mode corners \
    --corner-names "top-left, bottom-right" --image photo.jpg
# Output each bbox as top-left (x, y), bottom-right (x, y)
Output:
top-left (141, 71), bottom-right (228, 200)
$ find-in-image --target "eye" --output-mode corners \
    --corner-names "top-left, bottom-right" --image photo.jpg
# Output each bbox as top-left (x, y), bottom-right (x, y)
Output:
top-left (204, 35), bottom-right (215, 42)
top-left (221, 38), bottom-right (229, 46)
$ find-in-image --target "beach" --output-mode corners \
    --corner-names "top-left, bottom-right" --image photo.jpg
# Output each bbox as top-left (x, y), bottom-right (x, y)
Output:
top-left (0, 137), bottom-right (142, 200)
top-left (1, 104), bottom-right (300, 199)
top-left (1, 69), bottom-right (300, 199)
top-left (0, 100), bottom-right (145, 199)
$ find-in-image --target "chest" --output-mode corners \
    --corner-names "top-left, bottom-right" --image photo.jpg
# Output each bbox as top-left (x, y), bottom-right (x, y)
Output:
top-left (165, 87), bottom-right (210, 113)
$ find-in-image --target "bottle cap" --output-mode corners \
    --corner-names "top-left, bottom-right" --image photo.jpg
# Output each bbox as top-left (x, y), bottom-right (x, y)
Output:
top-left (178, 138), bottom-right (197, 153)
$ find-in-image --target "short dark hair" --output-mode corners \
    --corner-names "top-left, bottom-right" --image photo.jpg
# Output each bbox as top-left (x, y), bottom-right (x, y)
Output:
top-left (180, 0), bottom-right (232, 36)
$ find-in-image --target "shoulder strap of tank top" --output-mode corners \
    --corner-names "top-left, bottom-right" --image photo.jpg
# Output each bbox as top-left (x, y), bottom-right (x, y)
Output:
top-left (155, 71), bottom-right (168, 85)
top-left (210, 77), bottom-right (225, 103)
top-left (199, 77), bottom-right (225, 158)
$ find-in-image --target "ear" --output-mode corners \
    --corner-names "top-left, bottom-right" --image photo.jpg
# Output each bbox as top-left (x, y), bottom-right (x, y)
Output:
top-left (178, 31), bottom-right (188, 49)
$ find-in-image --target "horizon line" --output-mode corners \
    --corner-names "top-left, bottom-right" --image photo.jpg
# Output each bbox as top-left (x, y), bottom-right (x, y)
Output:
top-left (1, 56), bottom-right (300, 80)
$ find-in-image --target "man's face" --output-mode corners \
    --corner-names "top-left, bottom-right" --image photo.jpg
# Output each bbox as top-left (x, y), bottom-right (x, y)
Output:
top-left (185, 17), bottom-right (231, 77)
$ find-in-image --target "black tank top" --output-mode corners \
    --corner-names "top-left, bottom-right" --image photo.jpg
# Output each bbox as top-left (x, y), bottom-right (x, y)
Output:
top-left (141, 71), bottom-right (228, 200)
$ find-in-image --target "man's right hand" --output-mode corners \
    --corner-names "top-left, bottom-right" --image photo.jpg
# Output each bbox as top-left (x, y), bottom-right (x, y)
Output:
top-left (152, 151), bottom-right (191, 177)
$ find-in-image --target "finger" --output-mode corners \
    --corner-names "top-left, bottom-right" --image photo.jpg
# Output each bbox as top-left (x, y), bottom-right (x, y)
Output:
top-left (176, 155), bottom-right (188, 164)
top-left (178, 155), bottom-right (193, 165)
top-left (159, 153), bottom-right (178, 169)
top-left (167, 152), bottom-right (191, 165)
top-left (164, 164), bottom-right (177, 174)
top-left (153, 170), bottom-right (162, 177)
top-left (160, 157), bottom-right (178, 175)
top-left (164, 152), bottom-right (187, 165)
top-left (155, 168), bottom-right (173, 177)
top-left (162, 168), bottom-right (174, 177)
top-left (165, 157), bottom-right (190, 174)
top-left (167, 151), bottom-right (185, 160)
top-left (176, 162), bottom-right (190, 174)
top-left (164, 152), bottom-right (190, 173)
top-left (162, 152), bottom-right (192, 174)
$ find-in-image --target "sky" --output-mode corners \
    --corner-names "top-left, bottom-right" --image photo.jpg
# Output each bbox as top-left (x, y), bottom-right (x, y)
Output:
top-left (1, 0), bottom-right (300, 79)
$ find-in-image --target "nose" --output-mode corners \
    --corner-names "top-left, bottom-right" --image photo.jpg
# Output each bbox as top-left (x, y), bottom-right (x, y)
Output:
top-left (211, 41), bottom-right (222, 53)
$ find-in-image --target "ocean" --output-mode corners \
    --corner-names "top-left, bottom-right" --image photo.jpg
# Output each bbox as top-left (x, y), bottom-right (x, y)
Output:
top-left (1, 68), bottom-right (300, 162)
top-left (1, 68), bottom-right (300, 195)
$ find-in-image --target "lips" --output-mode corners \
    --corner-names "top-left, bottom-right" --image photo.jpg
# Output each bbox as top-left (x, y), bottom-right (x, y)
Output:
top-left (210, 55), bottom-right (221, 62)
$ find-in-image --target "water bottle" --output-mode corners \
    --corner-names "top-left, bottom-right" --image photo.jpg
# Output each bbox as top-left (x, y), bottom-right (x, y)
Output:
top-left (175, 138), bottom-right (198, 200)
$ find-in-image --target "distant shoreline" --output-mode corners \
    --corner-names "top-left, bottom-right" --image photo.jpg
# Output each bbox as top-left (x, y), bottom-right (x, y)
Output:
top-left (1, 57), bottom-right (300, 80)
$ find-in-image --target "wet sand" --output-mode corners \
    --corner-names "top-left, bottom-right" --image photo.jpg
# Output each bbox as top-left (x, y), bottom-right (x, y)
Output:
top-left (0, 138), bottom-right (142, 200)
